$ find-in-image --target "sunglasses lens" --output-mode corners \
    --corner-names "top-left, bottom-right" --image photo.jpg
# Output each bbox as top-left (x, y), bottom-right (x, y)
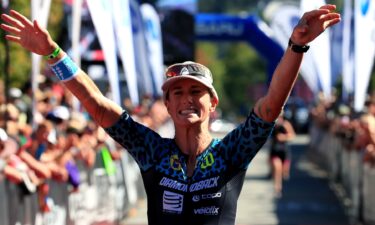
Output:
top-left (165, 63), bottom-right (212, 82)
top-left (166, 68), bottom-right (179, 78)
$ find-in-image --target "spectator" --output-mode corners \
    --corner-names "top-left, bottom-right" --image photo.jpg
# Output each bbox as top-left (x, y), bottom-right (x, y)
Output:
top-left (0, 128), bottom-right (38, 194)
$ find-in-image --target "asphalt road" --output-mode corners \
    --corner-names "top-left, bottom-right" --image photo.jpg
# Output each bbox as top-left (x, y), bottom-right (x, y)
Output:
top-left (121, 135), bottom-right (350, 225)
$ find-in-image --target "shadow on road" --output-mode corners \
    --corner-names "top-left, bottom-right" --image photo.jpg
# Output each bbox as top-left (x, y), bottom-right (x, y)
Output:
top-left (273, 143), bottom-right (350, 225)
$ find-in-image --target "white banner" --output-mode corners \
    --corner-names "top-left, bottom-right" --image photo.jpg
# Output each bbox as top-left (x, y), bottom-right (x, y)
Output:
top-left (31, 0), bottom-right (51, 128)
top-left (71, 0), bottom-right (83, 112)
top-left (354, 0), bottom-right (375, 111)
top-left (31, 0), bottom-right (51, 27)
top-left (300, 0), bottom-right (332, 99)
top-left (141, 3), bottom-right (164, 97)
top-left (86, 0), bottom-right (121, 105)
top-left (72, 0), bottom-right (83, 66)
top-left (1, 0), bottom-right (8, 8)
top-left (130, 0), bottom-right (154, 97)
top-left (112, 0), bottom-right (139, 106)
top-left (267, 3), bottom-right (320, 94)
top-left (342, 0), bottom-right (355, 101)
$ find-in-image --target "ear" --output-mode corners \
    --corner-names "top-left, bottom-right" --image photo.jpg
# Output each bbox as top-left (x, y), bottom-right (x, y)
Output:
top-left (209, 98), bottom-right (218, 112)
top-left (164, 100), bottom-right (171, 113)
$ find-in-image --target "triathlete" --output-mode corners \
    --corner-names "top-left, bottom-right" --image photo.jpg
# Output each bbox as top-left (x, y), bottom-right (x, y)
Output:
top-left (269, 113), bottom-right (295, 198)
top-left (1, 5), bottom-right (340, 225)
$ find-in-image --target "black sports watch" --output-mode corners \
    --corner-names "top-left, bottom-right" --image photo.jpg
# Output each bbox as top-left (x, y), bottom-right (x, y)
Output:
top-left (288, 38), bottom-right (310, 53)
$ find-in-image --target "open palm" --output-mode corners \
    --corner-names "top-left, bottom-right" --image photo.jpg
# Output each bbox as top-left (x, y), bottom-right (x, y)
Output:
top-left (291, 4), bottom-right (341, 45)
top-left (1, 10), bottom-right (55, 56)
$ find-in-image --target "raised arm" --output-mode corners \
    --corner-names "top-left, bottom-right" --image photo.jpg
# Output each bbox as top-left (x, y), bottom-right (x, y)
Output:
top-left (254, 4), bottom-right (341, 122)
top-left (1, 10), bottom-right (122, 128)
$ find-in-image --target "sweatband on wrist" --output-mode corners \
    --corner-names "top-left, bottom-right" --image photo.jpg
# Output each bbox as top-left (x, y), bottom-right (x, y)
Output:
top-left (49, 55), bottom-right (79, 82)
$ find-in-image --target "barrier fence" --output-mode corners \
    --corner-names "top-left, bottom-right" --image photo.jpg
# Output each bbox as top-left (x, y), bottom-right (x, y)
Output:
top-left (308, 124), bottom-right (375, 225)
top-left (2, 125), bottom-right (375, 224)
top-left (0, 150), bottom-right (145, 225)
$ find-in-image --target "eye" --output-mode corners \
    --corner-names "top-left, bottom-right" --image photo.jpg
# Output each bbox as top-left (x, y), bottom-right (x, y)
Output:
top-left (172, 90), bottom-right (182, 96)
top-left (191, 89), bottom-right (203, 95)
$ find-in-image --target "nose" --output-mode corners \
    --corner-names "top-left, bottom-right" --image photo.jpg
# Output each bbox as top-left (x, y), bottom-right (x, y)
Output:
top-left (181, 93), bottom-right (193, 104)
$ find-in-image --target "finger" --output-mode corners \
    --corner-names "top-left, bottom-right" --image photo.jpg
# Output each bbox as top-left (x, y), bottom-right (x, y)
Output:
top-left (1, 13), bottom-right (24, 29)
top-left (5, 35), bottom-right (21, 44)
top-left (321, 12), bottom-right (341, 21)
top-left (0, 23), bottom-right (21, 34)
top-left (319, 4), bottom-right (336, 11)
top-left (321, 13), bottom-right (341, 28)
top-left (9, 10), bottom-right (33, 28)
top-left (324, 18), bottom-right (341, 28)
top-left (303, 9), bottom-right (331, 22)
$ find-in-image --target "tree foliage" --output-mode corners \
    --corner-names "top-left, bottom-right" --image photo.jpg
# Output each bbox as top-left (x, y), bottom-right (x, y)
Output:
top-left (197, 1), bottom-right (268, 118)
top-left (1, 0), bottom-right (374, 116)
top-left (0, 0), bottom-right (64, 88)
top-left (196, 42), bottom-right (266, 118)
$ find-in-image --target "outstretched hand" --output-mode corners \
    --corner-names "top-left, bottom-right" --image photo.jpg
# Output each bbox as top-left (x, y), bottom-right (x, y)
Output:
top-left (1, 10), bottom-right (56, 56)
top-left (291, 4), bottom-right (341, 45)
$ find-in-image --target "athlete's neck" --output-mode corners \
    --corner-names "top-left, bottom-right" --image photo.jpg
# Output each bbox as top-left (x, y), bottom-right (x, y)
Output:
top-left (174, 126), bottom-right (213, 177)
top-left (174, 130), bottom-right (212, 156)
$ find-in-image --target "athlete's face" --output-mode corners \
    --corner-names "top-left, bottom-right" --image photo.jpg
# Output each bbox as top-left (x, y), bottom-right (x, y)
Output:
top-left (165, 79), bottom-right (217, 127)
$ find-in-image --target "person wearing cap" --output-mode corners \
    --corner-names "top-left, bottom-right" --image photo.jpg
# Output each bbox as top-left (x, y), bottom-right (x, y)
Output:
top-left (1, 5), bottom-right (340, 225)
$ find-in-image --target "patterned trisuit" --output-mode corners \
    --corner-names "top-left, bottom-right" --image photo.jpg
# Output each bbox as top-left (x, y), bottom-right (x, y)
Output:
top-left (105, 110), bottom-right (274, 225)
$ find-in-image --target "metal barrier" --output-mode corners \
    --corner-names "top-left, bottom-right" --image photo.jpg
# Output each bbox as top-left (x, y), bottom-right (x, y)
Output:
top-left (0, 176), bottom-right (10, 225)
top-left (0, 151), bottom-right (144, 225)
top-left (309, 126), bottom-right (375, 225)
top-left (363, 164), bottom-right (375, 224)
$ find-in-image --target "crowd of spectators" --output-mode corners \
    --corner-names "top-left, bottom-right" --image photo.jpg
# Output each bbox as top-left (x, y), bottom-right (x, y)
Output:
top-left (1, 73), bottom-right (374, 217)
top-left (309, 91), bottom-right (375, 168)
top-left (0, 76), bottom-right (172, 214)
top-left (308, 91), bottom-right (375, 223)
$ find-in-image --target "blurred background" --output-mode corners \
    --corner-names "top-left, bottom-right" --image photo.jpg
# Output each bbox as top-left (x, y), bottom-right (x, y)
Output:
top-left (1, 0), bottom-right (374, 130)
top-left (1, 1), bottom-right (375, 225)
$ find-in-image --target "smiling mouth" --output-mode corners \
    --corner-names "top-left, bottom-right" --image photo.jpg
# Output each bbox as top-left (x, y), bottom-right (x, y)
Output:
top-left (180, 109), bottom-right (198, 115)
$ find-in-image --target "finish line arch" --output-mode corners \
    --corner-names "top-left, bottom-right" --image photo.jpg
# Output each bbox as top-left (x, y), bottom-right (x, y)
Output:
top-left (195, 13), bottom-right (284, 83)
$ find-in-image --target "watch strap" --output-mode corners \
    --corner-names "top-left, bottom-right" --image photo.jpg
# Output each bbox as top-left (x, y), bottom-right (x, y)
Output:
top-left (288, 39), bottom-right (310, 53)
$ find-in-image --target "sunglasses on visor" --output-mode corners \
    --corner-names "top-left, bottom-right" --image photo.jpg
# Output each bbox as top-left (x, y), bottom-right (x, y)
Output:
top-left (165, 64), bottom-right (213, 81)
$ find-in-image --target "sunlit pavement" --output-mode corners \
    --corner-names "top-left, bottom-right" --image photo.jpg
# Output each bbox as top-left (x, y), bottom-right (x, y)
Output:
top-left (121, 135), bottom-right (350, 225)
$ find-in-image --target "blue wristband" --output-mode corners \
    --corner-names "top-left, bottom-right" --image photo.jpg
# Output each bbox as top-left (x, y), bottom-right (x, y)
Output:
top-left (50, 55), bottom-right (79, 81)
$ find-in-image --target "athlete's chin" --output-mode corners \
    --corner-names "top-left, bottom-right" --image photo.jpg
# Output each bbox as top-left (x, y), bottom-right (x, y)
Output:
top-left (178, 114), bottom-right (199, 120)
top-left (176, 117), bottom-right (201, 126)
